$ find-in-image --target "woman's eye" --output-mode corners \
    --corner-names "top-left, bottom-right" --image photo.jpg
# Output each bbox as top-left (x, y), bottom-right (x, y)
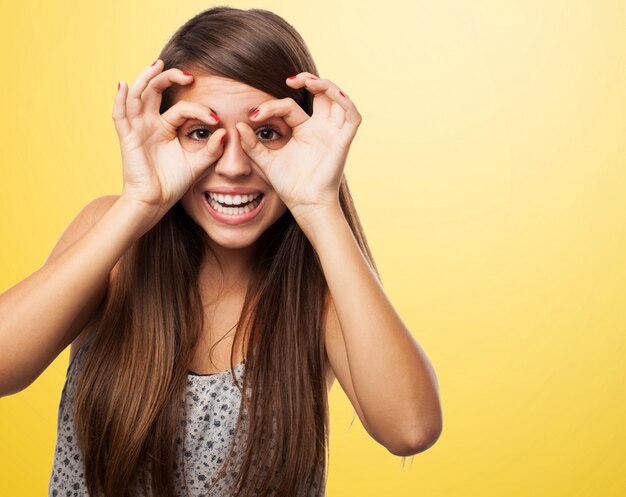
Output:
top-left (185, 126), bottom-right (282, 143)
top-left (186, 128), bottom-right (211, 141)
top-left (256, 128), bottom-right (282, 142)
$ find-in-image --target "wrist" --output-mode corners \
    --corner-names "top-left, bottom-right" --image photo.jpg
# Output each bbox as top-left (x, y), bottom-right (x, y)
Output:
top-left (291, 202), bottom-right (346, 240)
top-left (116, 195), bottom-right (168, 237)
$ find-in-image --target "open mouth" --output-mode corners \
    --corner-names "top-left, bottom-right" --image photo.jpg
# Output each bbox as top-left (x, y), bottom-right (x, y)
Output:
top-left (204, 192), bottom-right (264, 215)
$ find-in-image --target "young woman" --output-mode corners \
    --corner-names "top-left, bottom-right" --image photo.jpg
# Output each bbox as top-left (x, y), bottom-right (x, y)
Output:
top-left (0, 6), bottom-right (442, 497)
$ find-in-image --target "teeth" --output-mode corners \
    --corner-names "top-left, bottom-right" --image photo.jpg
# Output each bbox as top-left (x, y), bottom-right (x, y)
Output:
top-left (205, 193), bottom-right (263, 215)
top-left (207, 192), bottom-right (261, 206)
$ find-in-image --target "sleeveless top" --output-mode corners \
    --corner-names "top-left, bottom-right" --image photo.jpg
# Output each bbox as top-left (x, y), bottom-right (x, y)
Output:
top-left (49, 338), bottom-right (327, 496)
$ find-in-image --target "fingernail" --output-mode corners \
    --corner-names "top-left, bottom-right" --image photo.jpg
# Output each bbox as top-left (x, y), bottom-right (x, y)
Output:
top-left (339, 90), bottom-right (347, 98)
top-left (220, 134), bottom-right (225, 144)
top-left (151, 60), bottom-right (158, 66)
top-left (210, 112), bottom-right (219, 122)
top-left (249, 109), bottom-right (260, 119)
top-left (182, 71), bottom-right (192, 76)
top-left (288, 75), bottom-right (297, 79)
top-left (309, 76), bottom-right (318, 80)
top-left (117, 81), bottom-right (120, 91)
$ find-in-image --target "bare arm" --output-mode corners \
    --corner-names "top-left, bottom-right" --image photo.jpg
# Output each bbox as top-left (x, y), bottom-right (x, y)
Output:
top-left (0, 59), bottom-right (227, 397)
top-left (0, 195), bottom-right (156, 397)
top-left (303, 205), bottom-right (443, 457)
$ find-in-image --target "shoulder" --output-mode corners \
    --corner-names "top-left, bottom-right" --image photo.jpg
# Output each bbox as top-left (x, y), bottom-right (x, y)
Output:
top-left (46, 195), bottom-right (121, 265)
top-left (84, 194), bottom-right (120, 217)
top-left (78, 195), bottom-right (121, 231)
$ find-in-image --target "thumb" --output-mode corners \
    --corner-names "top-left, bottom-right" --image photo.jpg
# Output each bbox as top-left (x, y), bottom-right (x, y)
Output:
top-left (187, 128), bottom-right (227, 179)
top-left (236, 122), bottom-right (273, 173)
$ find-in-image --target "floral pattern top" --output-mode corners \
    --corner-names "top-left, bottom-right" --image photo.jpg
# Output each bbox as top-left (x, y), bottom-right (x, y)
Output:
top-left (49, 337), bottom-right (326, 496)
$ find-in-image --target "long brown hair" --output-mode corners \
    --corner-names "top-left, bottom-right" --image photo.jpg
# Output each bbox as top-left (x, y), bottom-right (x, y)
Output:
top-left (72, 6), bottom-right (380, 497)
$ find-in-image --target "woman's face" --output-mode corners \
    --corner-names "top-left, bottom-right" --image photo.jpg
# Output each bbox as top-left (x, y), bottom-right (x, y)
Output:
top-left (175, 73), bottom-right (293, 250)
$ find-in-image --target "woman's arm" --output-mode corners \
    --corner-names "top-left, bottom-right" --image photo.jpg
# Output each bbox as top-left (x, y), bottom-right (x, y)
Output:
top-left (0, 195), bottom-right (155, 397)
top-left (303, 204), bottom-right (443, 457)
top-left (0, 60), bottom-right (229, 397)
top-left (234, 73), bottom-right (442, 456)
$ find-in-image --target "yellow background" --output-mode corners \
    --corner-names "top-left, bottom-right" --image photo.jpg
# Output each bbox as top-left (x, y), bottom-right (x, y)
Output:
top-left (1, 0), bottom-right (625, 495)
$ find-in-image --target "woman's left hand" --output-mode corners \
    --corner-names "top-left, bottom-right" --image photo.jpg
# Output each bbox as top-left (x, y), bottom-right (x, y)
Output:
top-left (236, 72), bottom-right (362, 227)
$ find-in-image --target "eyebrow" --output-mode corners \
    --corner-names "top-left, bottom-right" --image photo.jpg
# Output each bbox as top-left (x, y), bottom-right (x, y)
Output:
top-left (207, 106), bottom-right (260, 118)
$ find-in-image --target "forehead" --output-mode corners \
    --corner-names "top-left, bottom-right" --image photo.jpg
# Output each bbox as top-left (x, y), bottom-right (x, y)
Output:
top-left (173, 73), bottom-right (276, 115)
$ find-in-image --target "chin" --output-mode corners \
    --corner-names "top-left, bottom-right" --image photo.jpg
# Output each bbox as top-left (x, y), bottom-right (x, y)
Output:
top-left (180, 188), bottom-right (288, 251)
top-left (206, 229), bottom-right (263, 250)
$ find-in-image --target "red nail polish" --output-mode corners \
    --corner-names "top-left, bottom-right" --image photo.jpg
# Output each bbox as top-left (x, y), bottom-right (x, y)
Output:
top-left (220, 135), bottom-right (225, 144)
top-left (210, 112), bottom-right (219, 121)
top-left (249, 109), bottom-right (260, 119)
top-left (117, 82), bottom-right (120, 91)
top-left (182, 71), bottom-right (192, 76)
top-left (288, 75), bottom-right (297, 79)
top-left (151, 60), bottom-right (158, 66)
top-left (339, 90), bottom-right (347, 98)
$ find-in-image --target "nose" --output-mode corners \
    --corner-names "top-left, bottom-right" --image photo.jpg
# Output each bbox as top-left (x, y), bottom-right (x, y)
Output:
top-left (213, 128), bottom-right (253, 179)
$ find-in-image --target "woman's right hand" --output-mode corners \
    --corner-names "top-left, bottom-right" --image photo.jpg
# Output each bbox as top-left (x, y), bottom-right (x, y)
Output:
top-left (112, 59), bottom-right (226, 223)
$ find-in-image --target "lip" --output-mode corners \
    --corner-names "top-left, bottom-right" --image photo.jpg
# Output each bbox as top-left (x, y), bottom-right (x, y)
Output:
top-left (204, 186), bottom-right (265, 195)
top-left (202, 191), bottom-right (266, 225)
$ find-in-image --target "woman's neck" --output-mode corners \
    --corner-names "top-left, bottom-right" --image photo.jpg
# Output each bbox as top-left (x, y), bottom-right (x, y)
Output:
top-left (199, 241), bottom-right (257, 297)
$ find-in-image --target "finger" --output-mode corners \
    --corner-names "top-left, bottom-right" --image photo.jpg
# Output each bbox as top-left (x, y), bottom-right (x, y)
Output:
top-left (331, 88), bottom-right (362, 146)
top-left (286, 72), bottom-right (331, 117)
top-left (329, 102), bottom-right (345, 128)
top-left (142, 68), bottom-right (196, 117)
top-left (112, 80), bottom-right (131, 140)
top-left (235, 122), bottom-right (274, 175)
top-left (301, 77), bottom-right (362, 130)
top-left (186, 127), bottom-right (227, 180)
top-left (159, 100), bottom-right (219, 135)
top-left (285, 71), bottom-right (319, 86)
top-left (126, 59), bottom-right (164, 119)
top-left (248, 97), bottom-right (310, 129)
